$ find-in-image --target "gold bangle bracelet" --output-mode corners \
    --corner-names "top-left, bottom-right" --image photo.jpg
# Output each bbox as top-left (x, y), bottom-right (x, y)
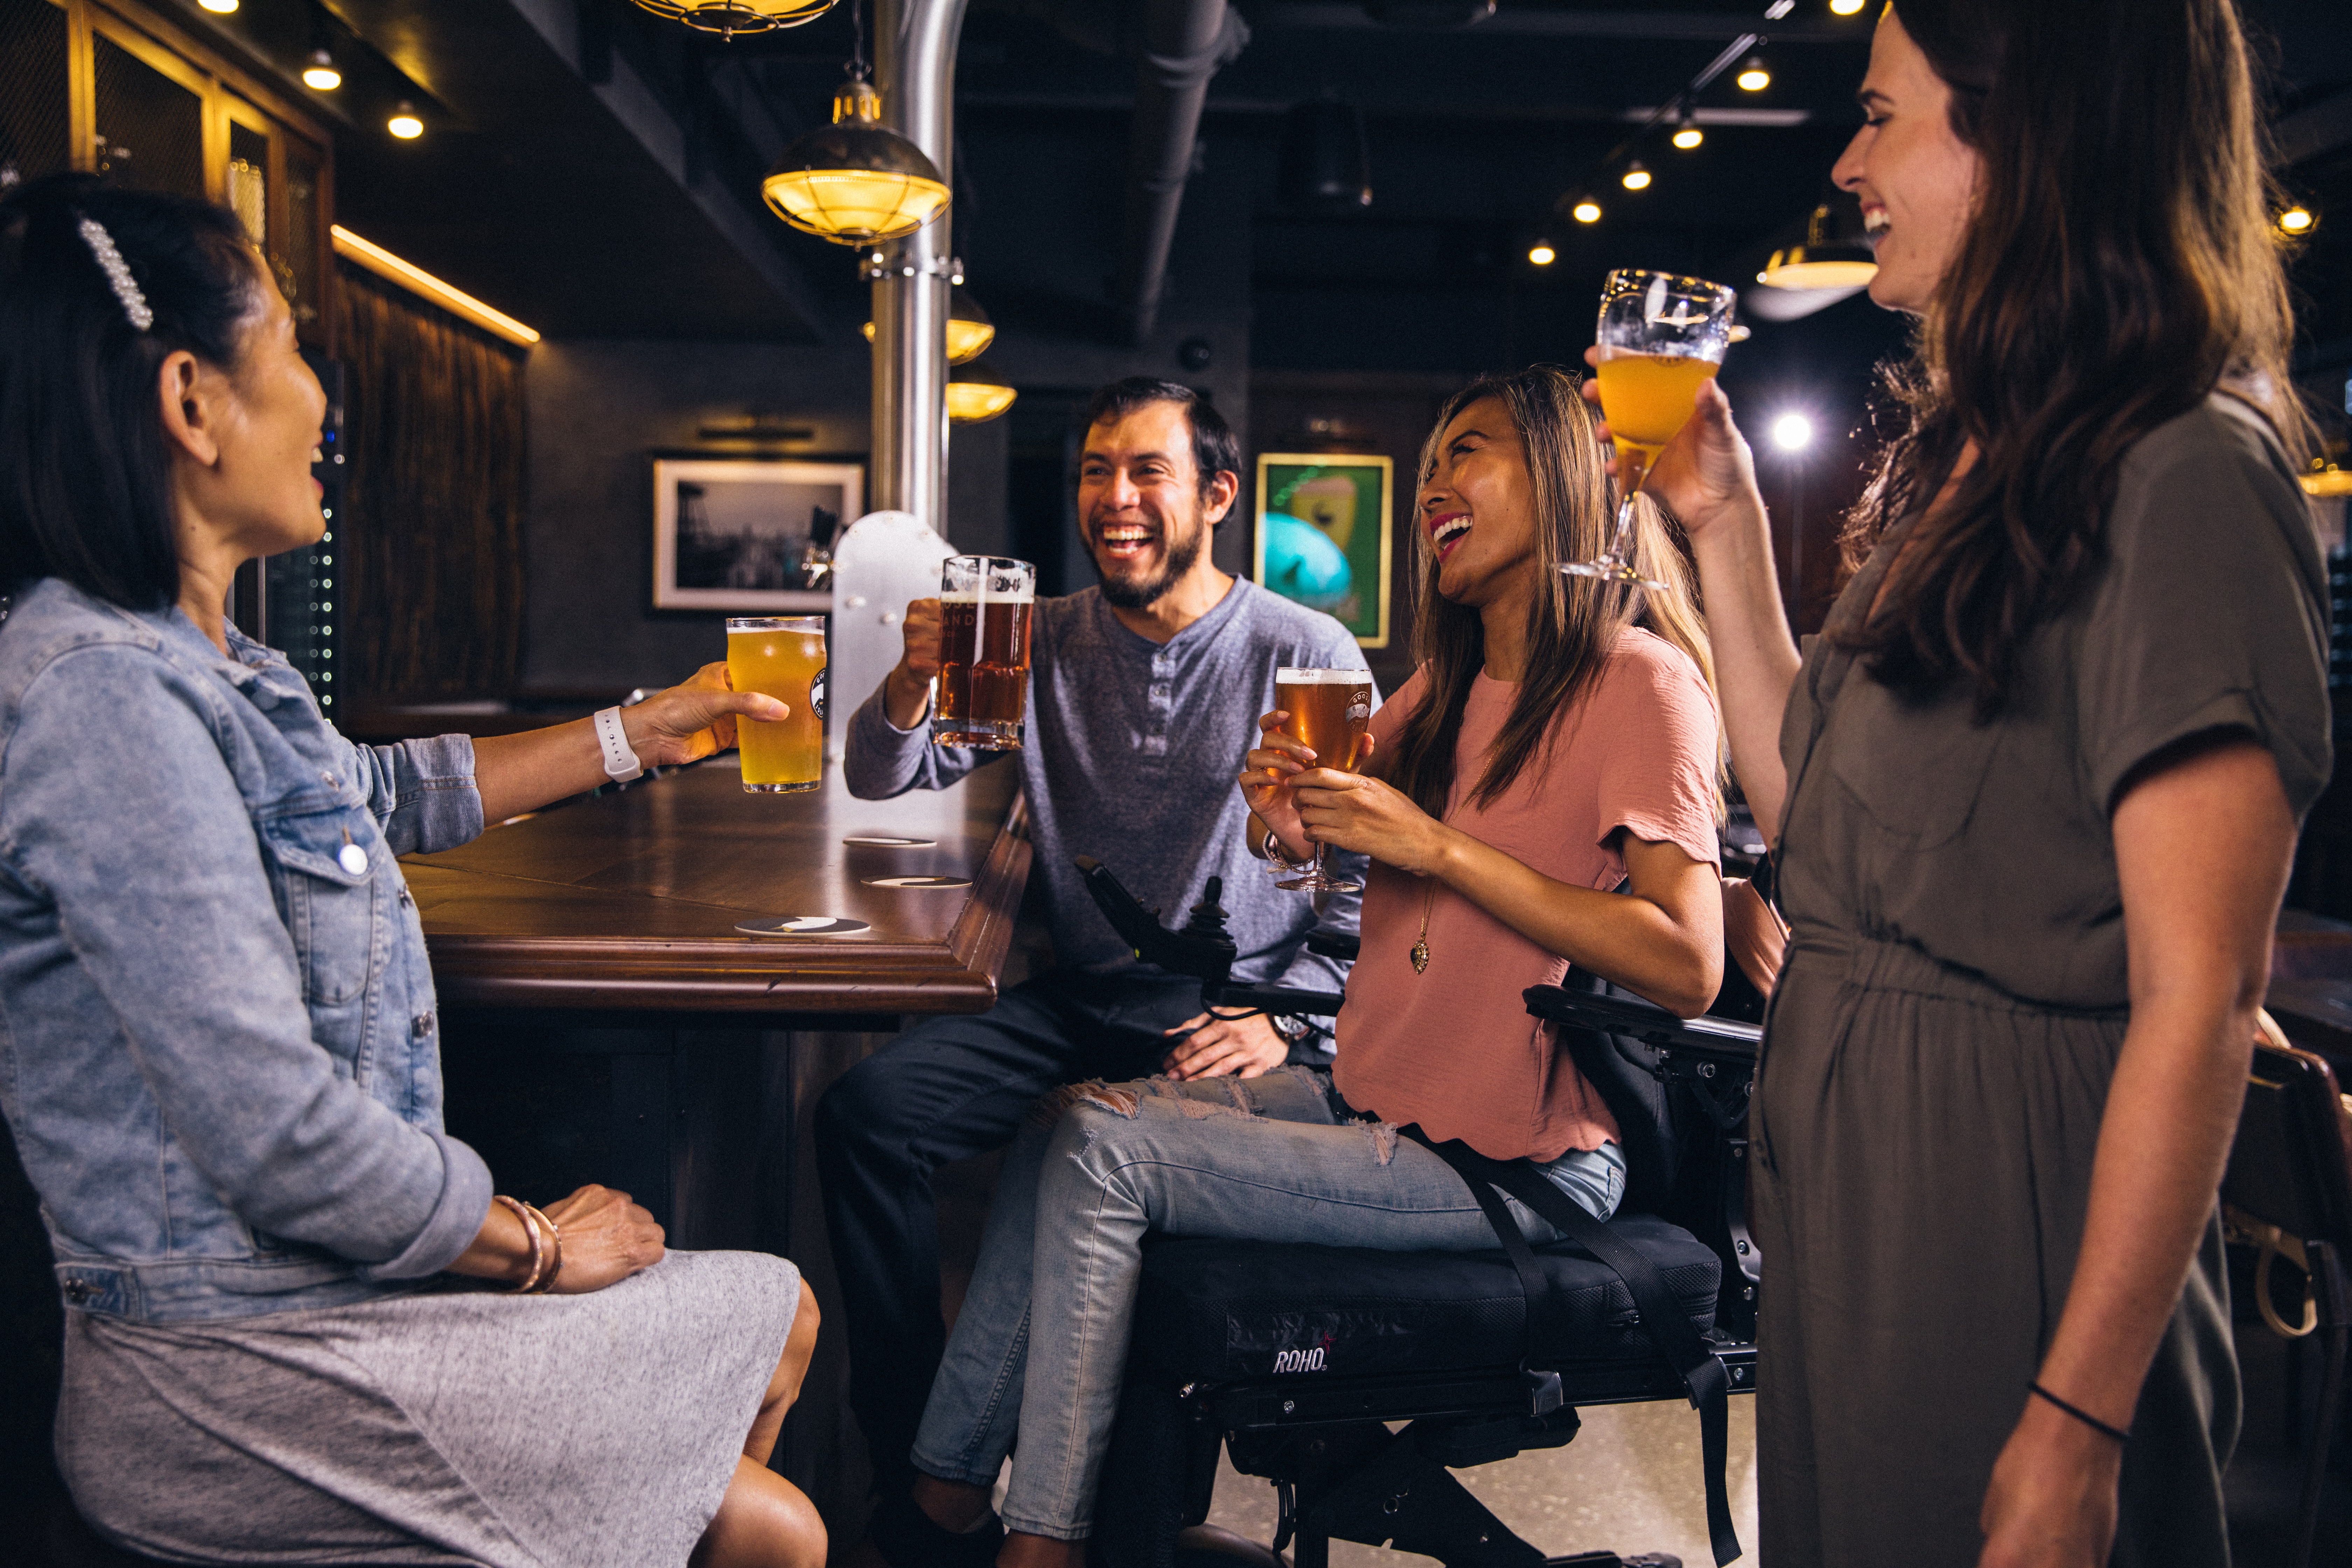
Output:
top-left (493, 1195), bottom-right (544, 1293)
top-left (520, 1201), bottom-right (564, 1294)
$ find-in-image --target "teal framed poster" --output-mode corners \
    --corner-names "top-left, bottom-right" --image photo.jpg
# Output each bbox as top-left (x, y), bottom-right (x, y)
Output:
top-left (1252, 453), bottom-right (1393, 648)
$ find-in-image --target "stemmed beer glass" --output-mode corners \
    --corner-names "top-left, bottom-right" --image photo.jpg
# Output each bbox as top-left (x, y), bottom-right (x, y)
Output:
top-left (1270, 666), bottom-right (1373, 895)
top-left (1562, 268), bottom-right (1738, 589)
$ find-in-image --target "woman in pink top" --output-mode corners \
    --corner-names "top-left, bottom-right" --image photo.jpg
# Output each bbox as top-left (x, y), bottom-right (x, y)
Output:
top-left (888, 368), bottom-right (1723, 1567)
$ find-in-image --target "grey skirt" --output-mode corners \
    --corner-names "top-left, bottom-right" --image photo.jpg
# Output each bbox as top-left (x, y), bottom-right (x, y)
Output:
top-left (56, 1249), bottom-right (802, 1567)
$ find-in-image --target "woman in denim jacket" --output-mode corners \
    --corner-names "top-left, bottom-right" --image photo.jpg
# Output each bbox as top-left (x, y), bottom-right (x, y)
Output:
top-left (0, 175), bottom-right (821, 1567)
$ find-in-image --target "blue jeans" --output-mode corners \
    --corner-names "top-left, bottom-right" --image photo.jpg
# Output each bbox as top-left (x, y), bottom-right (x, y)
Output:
top-left (910, 1066), bottom-right (1624, 1539)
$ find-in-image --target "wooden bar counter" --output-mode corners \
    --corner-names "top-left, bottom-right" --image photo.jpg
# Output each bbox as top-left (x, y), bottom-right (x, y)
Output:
top-left (402, 758), bottom-right (1032, 1531)
top-left (406, 758), bottom-right (1031, 1021)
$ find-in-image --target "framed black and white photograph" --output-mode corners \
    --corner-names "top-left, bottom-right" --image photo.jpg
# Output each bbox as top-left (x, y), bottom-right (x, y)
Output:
top-left (651, 457), bottom-right (864, 611)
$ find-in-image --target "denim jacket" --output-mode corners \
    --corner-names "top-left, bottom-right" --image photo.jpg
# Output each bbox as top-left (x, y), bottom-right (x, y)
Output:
top-left (0, 579), bottom-right (493, 1323)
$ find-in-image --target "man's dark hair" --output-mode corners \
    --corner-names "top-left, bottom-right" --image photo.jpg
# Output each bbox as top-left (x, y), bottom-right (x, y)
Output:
top-left (1082, 377), bottom-right (1241, 502)
top-left (0, 173), bottom-right (265, 609)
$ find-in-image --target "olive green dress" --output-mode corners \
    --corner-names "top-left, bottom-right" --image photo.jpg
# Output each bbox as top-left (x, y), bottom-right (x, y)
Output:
top-left (1754, 396), bottom-right (2334, 1567)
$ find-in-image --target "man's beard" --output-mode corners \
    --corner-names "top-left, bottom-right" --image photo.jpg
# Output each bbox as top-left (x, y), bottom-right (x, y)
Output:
top-left (1091, 514), bottom-right (1207, 609)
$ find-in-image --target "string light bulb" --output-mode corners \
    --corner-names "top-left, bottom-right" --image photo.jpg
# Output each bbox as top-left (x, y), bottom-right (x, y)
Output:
top-left (1830, 0), bottom-right (1866, 13)
top-left (1737, 56), bottom-right (1772, 91)
top-left (1672, 113), bottom-right (1703, 150)
top-left (1572, 198), bottom-right (1602, 224)
top-left (2278, 205), bottom-right (2315, 235)
top-left (1622, 162), bottom-right (1652, 191)
top-left (302, 50), bottom-right (342, 91)
top-left (198, 0), bottom-right (237, 12)
top-left (1528, 240), bottom-right (1556, 266)
top-left (387, 103), bottom-right (424, 139)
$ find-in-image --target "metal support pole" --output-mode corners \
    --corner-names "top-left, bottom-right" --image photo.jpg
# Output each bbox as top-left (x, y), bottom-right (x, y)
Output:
top-left (869, 0), bottom-right (967, 534)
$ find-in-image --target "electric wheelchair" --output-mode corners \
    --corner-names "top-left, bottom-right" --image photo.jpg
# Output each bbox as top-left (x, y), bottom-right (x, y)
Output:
top-left (1070, 858), bottom-right (1766, 1568)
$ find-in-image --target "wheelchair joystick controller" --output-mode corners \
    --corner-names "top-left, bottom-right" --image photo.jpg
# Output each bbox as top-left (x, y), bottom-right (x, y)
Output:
top-left (1073, 856), bottom-right (1347, 1020)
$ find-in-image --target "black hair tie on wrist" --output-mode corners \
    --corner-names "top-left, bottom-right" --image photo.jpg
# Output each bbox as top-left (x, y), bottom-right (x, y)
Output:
top-left (2029, 1380), bottom-right (2130, 1443)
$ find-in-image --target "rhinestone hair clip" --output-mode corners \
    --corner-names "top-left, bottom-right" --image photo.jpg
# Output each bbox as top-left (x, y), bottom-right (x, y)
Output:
top-left (76, 214), bottom-right (152, 331)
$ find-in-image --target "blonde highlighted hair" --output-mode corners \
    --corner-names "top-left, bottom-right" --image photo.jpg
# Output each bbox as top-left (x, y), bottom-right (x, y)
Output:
top-left (1374, 366), bottom-right (1722, 820)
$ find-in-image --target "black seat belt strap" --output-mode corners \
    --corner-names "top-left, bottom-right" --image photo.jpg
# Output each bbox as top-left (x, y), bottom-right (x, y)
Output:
top-left (1403, 1127), bottom-right (1741, 1567)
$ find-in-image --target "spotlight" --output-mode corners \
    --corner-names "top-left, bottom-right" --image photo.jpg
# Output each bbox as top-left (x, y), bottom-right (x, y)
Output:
top-left (1737, 56), bottom-right (1771, 92)
top-left (1771, 413), bottom-right (1814, 452)
top-left (1830, 0), bottom-right (1866, 13)
top-left (1622, 162), bottom-right (1652, 191)
top-left (198, 0), bottom-right (237, 12)
top-left (2278, 205), bottom-right (2315, 235)
top-left (1528, 240), bottom-right (1556, 266)
top-left (302, 50), bottom-right (342, 92)
top-left (1572, 198), bottom-right (1602, 224)
top-left (387, 103), bottom-right (424, 140)
top-left (1672, 115), bottom-right (1704, 151)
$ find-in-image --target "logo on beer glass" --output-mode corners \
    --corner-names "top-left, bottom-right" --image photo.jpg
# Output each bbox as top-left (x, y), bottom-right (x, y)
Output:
top-left (810, 667), bottom-right (827, 722)
top-left (1345, 696), bottom-right (1370, 723)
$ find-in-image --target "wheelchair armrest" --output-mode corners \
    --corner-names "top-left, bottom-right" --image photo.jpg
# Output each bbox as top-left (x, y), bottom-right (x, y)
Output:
top-left (1205, 979), bottom-right (1346, 1018)
top-left (1523, 985), bottom-right (1761, 1065)
top-left (1305, 928), bottom-right (1362, 963)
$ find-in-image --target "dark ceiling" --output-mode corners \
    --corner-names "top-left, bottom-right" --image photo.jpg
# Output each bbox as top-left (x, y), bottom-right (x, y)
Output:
top-left (170, 0), bottom-right (2352, 390)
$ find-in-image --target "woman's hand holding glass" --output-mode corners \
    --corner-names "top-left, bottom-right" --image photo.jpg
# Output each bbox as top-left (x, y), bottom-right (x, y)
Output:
top-left (1240, 707), bottom-right (1318, 863)
top-left (1579, 345), bottom-right (1765, 553)
top-left (627, 662), bottom-right (789, 767)
top-left (1244, 709), bottom-right (1452, 877)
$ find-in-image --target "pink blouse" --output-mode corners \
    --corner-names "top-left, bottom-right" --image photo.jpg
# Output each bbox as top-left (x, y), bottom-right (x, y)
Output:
top-left (1332, 629), bottom-right (1722, 1162)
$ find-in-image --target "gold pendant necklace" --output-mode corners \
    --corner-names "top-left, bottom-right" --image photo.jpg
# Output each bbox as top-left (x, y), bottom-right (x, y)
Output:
top-left (1411, 878), bottom-right (1434, 974)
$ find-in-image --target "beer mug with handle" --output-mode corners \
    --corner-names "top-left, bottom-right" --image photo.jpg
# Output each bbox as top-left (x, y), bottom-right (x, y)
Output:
top-left (932, 555), bottom-right (1036, 750)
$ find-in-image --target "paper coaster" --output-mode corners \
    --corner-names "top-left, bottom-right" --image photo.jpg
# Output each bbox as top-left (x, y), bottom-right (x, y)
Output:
top-left (861, 875), bottom-right (973, 890)
top-left (736, 915), bottom-right (873, 937)
top-left (842, 834), bottom-right (938, 848)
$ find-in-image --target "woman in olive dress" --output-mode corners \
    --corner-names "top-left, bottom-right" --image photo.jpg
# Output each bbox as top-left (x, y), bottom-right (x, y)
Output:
top-left (1594, 2), bottom-right (2331, 1564)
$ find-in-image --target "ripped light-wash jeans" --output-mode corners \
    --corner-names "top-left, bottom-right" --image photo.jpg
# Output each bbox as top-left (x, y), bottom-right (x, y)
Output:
top-left (909, 1066), bottom-right (1624, 1540)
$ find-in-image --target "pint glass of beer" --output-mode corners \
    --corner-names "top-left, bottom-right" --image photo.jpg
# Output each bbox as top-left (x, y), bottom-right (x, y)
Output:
top-left (727, 616), bottom-right (826, 793)
top-left (933, 555), bottom-right (1035, 751)
top-left (1272, 666), bottom-right (1373, 894)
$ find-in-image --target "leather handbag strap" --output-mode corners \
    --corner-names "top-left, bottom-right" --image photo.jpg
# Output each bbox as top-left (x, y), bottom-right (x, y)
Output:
top-left (1404, 1126), bottom-right (1742, 1567)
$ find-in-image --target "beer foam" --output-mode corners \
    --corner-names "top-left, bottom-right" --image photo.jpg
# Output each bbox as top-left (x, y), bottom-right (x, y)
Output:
top-left (1274, 667), bottom-right (1368, 684)
top-left (940, 588), bottom-right (1035, 604)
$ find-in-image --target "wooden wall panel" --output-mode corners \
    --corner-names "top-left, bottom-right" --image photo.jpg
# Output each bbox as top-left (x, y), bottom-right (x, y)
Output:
top-left (336, 261), bottom-right (527, 700)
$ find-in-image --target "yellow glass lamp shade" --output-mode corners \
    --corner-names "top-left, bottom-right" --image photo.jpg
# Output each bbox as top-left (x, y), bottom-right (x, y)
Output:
top-left (763, 76), bottom-right (949, 245)
top-left (629, 0), bottom-right (837, 34)
top-left (947, 359), bottom-right (1017, 424)
top-left (1760, 200), bottom-right (1878, 289)
top-left (863, 287), bottom-right (996, 363)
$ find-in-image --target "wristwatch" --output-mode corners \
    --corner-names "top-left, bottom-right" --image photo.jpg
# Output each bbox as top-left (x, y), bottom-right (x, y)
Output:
top-left (1271, 1013), bottom-right (1312, 1046)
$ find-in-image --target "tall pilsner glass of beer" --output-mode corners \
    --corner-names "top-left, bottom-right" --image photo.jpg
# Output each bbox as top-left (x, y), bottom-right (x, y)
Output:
top-left (727, 615), bottom-right (826, 793)
top-left (1273, 666), bottom-right (1373, 894)
top-left (933, 555), bottom-right (1036, 750)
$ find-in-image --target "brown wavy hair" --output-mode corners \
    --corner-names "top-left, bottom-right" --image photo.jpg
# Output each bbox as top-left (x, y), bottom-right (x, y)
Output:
top-left (1374, 367), bottom-right (1720, 820)
top-left (1839, 0), bottom-right (2301, 716)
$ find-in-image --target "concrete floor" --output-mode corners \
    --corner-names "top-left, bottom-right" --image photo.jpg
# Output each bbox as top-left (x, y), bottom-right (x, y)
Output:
top-left (1199, 1401), bottom-right (1762, 1568)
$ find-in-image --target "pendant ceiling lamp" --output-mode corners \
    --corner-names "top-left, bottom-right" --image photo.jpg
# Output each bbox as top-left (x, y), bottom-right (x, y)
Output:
top-left (761, 0), bottom-right (948, 245)
top-left (864, 285), bottom-right (994, 363)
top-left (1760, 194), bottom-right (1877, 290)
top-left (628, 0), bottom-right (837, 38)
top-left (946, 358), bottom-right (1016, 424)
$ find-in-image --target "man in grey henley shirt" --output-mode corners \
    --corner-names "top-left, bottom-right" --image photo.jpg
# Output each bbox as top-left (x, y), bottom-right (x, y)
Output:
top-left (815, 379), bottom-right (1372, 1505)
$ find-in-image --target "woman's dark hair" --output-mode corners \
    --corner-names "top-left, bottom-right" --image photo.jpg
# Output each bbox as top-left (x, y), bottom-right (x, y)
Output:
top-left (1840, 0), bottom-right (2298, 717)
top-left (0, 173), bottom-right (267, 609)
top-left (1375, 367), bottom-right (1719, 820)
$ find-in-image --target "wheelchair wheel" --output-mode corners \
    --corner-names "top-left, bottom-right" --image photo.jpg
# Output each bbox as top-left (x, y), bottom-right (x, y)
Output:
top-left (1171, 1523), bottom-right (1287, 1568)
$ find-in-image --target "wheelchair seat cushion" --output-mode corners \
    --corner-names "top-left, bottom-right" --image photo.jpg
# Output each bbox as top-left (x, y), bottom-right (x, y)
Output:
top-left (1130, 1216), bottom-right (1720, 1385)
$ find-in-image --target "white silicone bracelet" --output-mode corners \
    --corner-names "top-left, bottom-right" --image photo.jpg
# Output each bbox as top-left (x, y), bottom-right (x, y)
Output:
top-left (594, 706), bottom-right (643, 783)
